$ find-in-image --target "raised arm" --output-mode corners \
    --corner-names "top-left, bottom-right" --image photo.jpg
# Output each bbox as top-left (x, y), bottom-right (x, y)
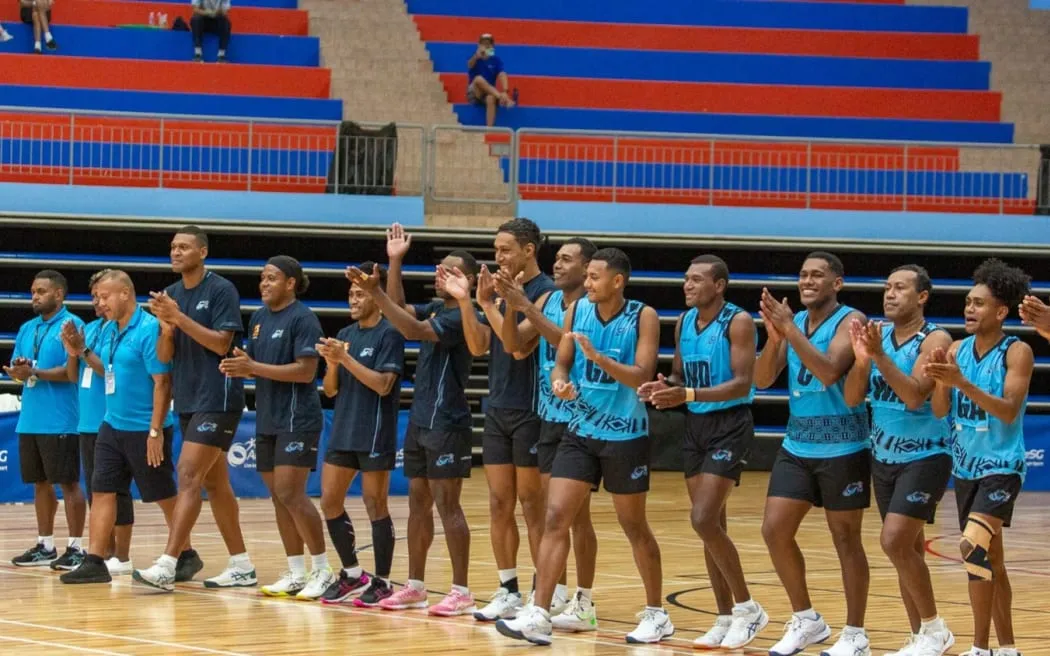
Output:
top-left (444, 265), bottom-right (491, 357)
top-left (928, 342), bottom-right (957, 419)
top-left (155, 321), bottom-right (175, 364)
top-left (880, 326), bottom-right (951, 410)
top-left (349, 264), bottom-right (439, 342)
top-left (936, 340), bottom-right (1033, 425)
top-left (551, 302), bottom-right (577, 389)
top-left (385, 223), bottom-right (413, 310)
top-left (843, 319), bottom-right (873, 408)
top-left (788, 310), bottom-right (863, 388)
top-left (753, 319), bottom-right (788, 390)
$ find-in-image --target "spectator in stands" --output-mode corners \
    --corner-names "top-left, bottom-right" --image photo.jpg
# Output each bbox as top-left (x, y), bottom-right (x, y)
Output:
top-left (0, 23), bottom-right (13, 42)
top-left (191, 0), bottom-right (231, 63)
top-left (467, 33), bottom-right (514, 127)
top-left (20, 0), bottom-right (56, 53)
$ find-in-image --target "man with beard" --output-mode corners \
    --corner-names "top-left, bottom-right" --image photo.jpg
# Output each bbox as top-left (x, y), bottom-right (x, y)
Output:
top-left (7, 270), bottom-right (86, 570)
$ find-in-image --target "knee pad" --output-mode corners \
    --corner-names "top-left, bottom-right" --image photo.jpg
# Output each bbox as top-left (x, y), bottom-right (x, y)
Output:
top-left (960, 516), bottom-right (994, 581)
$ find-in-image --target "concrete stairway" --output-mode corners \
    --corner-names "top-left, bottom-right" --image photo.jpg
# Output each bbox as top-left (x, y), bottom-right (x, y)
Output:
top-left (299, 0), bottom-right (513, 226)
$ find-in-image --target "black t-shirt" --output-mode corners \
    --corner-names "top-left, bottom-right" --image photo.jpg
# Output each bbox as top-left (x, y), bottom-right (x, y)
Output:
top-left (409, 301), bottom-right (474, 431)
top-left (329, 318), bottom-right (405, 454)
top-left (246, 300), bottom-right (323, 434)
top-left (483, 272), bottom-right (556, 411)
top-left (166, 271), bottom-right (245, 414)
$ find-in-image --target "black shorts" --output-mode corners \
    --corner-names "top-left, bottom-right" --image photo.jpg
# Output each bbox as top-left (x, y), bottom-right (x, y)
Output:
top-left (92, 423), bottom-right (176, 504)
top-left (403, 422), bottom-right (472, 480)
top-left (324, 449), bottom-right (396, 472)
top-left (19, 433), bottom-right (79, 485)
top-left (872, 454), bottom-right (952, 522)
top-left (954, 474), bottom-right (1022, 531)
top-left (551, 432), bottom-right (650, 495)
top-left (683, 405), bottom-right (754, 484)
top-left (20, 6), bottom-right (51, 24)
top-left (537, 420), bottom-right (568, 475)
top-left (179, 411), bottom-right (242, 452)
top-left (256, 432), bottom-right (321, 472)
top-left (767, 447), bottom-right (871, 511)
top-left (483, 407), bottom-right (541, 468)
top-left (81, 432), bottom-right (134, 526)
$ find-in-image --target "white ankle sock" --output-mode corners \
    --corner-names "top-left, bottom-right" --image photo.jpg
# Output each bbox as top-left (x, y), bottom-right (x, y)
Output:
top-left (734, 598), bottom-right (759, 613)
top-left (407, 578), bottom-right (425, 591)
top-left (230, 552), bottom-right (251, 568)
top-left (44, 31), bottom-right (52, 42)
top-left (794, 608), bottom-right (819, 621)
top-left (498, 568), bottom-right (517, 585)
top-left (451, 584), bottom-right (469, 595)
top-left (920, 616), bottom-right (945, 633)
top-left (68, 536), bottom-right (83, 551)
top-left (344, 566), bottom-right (363, 578)
top-left (714, 614), bottom-right (732, 626)
top-left (554, 583), bottom-right (568, 600)
top-left (39, 536), bottom-right (54, 551)
top-left (842, 626), bottom-right (866, 637)
top-left (311, 553), bottom-right (329, 571)
top-left (577, 587), bottom-right (593, 604)
top-left (158, 554), bottom-right (178, 572)
top-left (287, 555), bottom-right (306, 577)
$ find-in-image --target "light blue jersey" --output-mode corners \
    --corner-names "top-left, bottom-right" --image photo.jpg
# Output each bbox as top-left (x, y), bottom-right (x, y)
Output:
top-left (567, 297), bottom-right (648, 441)
top-left (869, 322), bottom-right (951, 464)
top-left (784, 304), bottom-right (869, 458)
top-left (680, 302), bottom-right (755, 414)
top-left (76, 318), bottom-right (109, 435)
top-left (537, 290), bottom-right (573, 424)
top-left (951, 335), bottom-right (1026, 481)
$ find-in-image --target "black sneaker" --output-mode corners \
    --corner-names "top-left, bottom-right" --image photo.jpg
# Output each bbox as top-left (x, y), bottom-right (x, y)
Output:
top-left (193, 52), bottom-right (203, 62)
top-left (50, 547), bottom-right (85, 571)
top-left (175, 549), bottom-right (204, 582)
top-left (319, 570), bottom-right (370, 605)
top-left (12, 543), bottom-right (58, 567)
top-left (45, 38), bottom-right (57, 51)
top-left (217, 52), bottom-right (227, 63)
top-left (351, 577), bottom-right (392, 607)
top-left (60, 556), bottom-right (112, 584)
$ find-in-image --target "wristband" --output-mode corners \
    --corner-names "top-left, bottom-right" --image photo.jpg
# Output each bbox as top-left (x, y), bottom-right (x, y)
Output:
top-left (685, 388), bottom-right (696, 403)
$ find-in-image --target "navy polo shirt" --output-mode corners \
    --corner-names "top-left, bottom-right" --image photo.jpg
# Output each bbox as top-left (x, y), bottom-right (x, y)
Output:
top-left (13, 306), bottom-right (83, 435)
top-left (165, 271), bottom-right (245, 414)
top-left (246, 300), bottom-right (323, 434)
top-left (76, 318), bottom-right (109, 435)
top-left (409, 301), bottom-right (474, 432)
top-left (101, 307), bottom-right (174, 432)
top-left (329, 318), bottom-right (405, 454)
top-left (483, 272), bottom-right (555, 411)
top-left (468, 55), bottom-right (504, 86)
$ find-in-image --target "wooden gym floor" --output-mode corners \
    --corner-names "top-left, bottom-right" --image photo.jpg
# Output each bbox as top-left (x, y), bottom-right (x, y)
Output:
top-left (1, 472), bottom-right (1049, 655)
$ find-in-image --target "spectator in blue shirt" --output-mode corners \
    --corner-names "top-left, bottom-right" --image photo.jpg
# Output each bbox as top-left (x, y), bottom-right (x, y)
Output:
top-left (61, 270), bottom-right (184, 586)
top-left (6, 270), bottom-right (86, 571)
top-left (467, 33), bottom-right (514, 127)
top-left (191, 0), bottom-right (232, 63)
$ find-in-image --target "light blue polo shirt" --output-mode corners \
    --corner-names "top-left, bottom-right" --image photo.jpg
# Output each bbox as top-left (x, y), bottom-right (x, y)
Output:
top-left (76, 318), bottom-right (110, 435)
top-left (100, 307), bottom-right (173, 432)
top-left (13, 306), bottom-right (83, 435)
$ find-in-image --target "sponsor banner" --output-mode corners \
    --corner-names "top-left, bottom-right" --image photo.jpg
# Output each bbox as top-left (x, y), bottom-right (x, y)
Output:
top-left (0, 410), bottom-right (410, 503)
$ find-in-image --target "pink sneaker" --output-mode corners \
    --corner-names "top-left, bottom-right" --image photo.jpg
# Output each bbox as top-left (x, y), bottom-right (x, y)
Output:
top-left (428, 589), bottom-right (476, 617)
top-left (378, 585), bottom-right (428, 610)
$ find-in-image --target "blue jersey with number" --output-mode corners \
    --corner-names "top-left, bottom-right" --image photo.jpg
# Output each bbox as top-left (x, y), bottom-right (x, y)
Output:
top-left (951, 335), bottom-right (1026, 481)
top-left (869, 322), bottom-right (951, 464)
top-left (567, 297), bottom-right (648, 441)
top-left (680, 302), bottom-right (755, 415)
top-left (537, 290), bottom-right (572, 424)
top-left (784, 304), bottom-right (869, 458)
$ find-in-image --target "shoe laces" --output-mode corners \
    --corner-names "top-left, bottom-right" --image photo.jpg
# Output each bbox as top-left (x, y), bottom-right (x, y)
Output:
top-left (307, 567), bottom-right (332, 584)
top-left (634, 608), bottom-right (666, 627)
top-left (783, 615), bottom-right (807, 635)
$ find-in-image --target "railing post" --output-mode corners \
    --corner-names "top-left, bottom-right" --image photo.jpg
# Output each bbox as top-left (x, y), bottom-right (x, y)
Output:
top-left (68, 113), bottom-right (75, 186)
top-left (509, 128), bottom-right (519, 213)
top-left (902, 144), bottom-right (908, 212)
top-left (246, 120), bottom-right (254, 192)
top-left (610, 135), bottom-right (618, 203)
top-left (708, 139), bottom-right (715, 206)
top-left (999, 148), bottom-right (1005, 215)
top-left (157, 117), bottom-right (165, 189)
top-left (805, 141), bottom-right (812, 209)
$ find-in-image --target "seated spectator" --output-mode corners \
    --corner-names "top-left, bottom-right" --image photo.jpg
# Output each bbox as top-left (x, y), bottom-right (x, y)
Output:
top-left (191, 0), bottom-right (231, 63)
top-left (20, 0), bottom-right (56, 53)
top-left (467, 33), bottom-right (514, 127)
top-left (0, 23), bottom-right (12, 42)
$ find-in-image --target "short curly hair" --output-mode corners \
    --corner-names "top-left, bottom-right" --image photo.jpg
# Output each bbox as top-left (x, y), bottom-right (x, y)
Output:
top-left (973, 258), bottom-right (1030, 310)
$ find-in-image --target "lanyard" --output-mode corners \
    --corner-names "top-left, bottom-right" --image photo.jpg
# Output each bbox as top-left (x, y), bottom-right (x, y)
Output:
top-left (107, 323), bottom-right (133, 369)
top-left (32, 315), bottom-right (61, 362)
top-left (87, 322), bottom-right (105, 353)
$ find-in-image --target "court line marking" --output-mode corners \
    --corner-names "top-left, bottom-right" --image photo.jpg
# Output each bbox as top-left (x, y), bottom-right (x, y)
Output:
top-left (0, 614), bottom-right (252, 656)
top-left (0, 635), bottom-right (125, 655)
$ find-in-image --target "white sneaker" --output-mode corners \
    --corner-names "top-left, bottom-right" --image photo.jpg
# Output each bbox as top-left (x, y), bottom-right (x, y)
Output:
top-left (551, 592), bottom-right (598, 632)
top-left (260, 571), bottom-right (306, 598)
top-left (625, 607), bottom-right (675, 644)
top-left (993, 649), bottom-right (1020, 656)
top-left (770, 614), bottom-right (832, 656)
top-left (496, 604), bottom-right (553, 646)
top-left (132, 561), bottom-right (176, 592)
top-left (550, 589), bottom-right (570, 616)
top-left (694, 616), bottom-right (732, 648)
top-left (0, 29), bottom-right (12, 43)
top-left (821, 630), bottom-right (871, 656)
top-left (723, 602), bottom-right (769, 649)
top-left (203, 560), bottom-right (258, 588)
top-left (105, 558), bottom-right (133, 576)
top-left (473, 587), bottom-right (523, 621)
top-left (295, 567), bottom-right (336, 601)
top-left (886, 635), bottom-right (918, 656)
top-left (911, 628), bottom-right (954, 656)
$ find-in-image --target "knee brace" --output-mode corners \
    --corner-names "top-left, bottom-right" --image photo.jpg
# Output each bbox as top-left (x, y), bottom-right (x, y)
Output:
top-left (960, 516), bottom-right (994, 581)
